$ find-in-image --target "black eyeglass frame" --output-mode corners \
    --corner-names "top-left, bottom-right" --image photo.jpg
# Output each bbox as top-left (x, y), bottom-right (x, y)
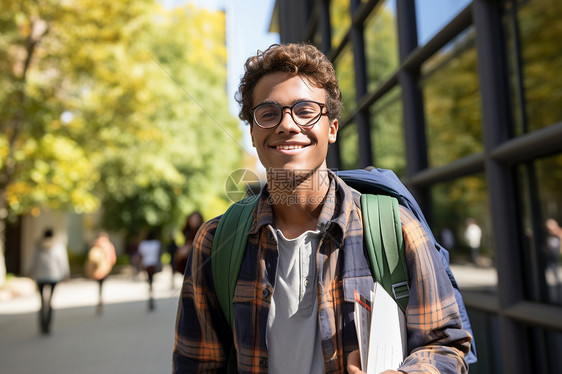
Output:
top-left (249, 100), bottom-right (328, 129)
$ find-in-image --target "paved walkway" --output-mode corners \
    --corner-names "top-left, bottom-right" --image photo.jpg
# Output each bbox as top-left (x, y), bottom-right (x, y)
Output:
top-left (0, 266), bottom-right (183, 374)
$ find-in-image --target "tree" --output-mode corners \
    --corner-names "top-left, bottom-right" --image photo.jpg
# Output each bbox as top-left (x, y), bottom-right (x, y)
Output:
top-left (0, 0), bottom-right (243, 281)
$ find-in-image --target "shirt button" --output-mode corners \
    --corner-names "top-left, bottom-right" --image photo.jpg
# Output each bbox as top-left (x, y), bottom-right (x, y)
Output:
top-left (259, 358), bottom-right (267, 367)
top-left (262, 289), bottom-right (270, 298)
top-left (304, 278), bottom-right (310, 288)
top-left (267, 231), bottom-right (274, 240)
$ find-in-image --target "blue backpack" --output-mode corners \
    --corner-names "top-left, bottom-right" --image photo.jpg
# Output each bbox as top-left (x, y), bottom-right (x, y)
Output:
top-left (212, 167), bottom-right (477, 365)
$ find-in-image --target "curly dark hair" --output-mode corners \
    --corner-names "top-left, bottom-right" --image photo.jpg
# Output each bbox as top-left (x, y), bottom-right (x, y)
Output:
top-left (236, 43), bottom-right (343, 125)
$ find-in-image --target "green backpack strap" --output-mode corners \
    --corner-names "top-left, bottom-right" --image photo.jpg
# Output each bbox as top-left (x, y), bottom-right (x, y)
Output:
top-left (361, 194), bottom-right (410, 313)
top-left (211, 195), bottom-right (259, 328)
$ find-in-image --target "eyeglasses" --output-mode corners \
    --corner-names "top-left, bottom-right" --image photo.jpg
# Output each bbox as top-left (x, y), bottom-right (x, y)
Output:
top-left (250, 100), bottom-right (327, 129)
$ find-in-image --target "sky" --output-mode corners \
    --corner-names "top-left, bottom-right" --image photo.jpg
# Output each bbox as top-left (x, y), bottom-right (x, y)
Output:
top-left (223, 0), bottom-right (280, 116)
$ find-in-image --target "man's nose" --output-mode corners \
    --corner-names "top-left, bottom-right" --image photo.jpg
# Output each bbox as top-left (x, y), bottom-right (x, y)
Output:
top-left (276, 107), bottom-right (301, 133)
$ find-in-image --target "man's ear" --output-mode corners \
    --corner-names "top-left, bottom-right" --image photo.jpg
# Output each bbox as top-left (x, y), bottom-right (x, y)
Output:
top-left (328, 118), bottom-right (338, 144)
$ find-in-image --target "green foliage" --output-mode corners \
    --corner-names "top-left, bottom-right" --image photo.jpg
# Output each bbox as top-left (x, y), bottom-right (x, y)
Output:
top-left (371, 88), bottom-right (406, 177)
top-left (422, 29), bottom-right (483, 169)
top-left (364, 7), bottom-right (405, 175)
top-left (330, 0), bottom-right (351, 47)
top-left (339, 123), bottom-right (359, 170)
top-left (516, 0), bottom-right (562, 131)
top-left (365, 6), bottom-right (399, 91)
top-left (0, 0), bottom-right (243, 237)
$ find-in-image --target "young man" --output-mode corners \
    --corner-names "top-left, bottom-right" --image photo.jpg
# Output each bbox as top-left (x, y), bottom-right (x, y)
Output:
top-left (173, 43), bottom-right (471, 373)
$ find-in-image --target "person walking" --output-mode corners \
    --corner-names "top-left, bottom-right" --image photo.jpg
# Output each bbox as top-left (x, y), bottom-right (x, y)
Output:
top-left (138, 229), bottom-right (162, 311)
top-left (84, 232), bottom-right (117, 315)
top-left (28, 228), bottom-right (70, 335)
top-left (173, 212), bottom-right (204, 274)
top-left (465, 218), bottom-right (482, 265)
top-left (545, 218), bottom-right (562, 300)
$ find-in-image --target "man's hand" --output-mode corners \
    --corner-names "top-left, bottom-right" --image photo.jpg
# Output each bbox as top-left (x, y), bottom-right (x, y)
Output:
top-left (346, 350), bottom-right (403, 374)
top-left (347, 350), bottom-right (364, 374)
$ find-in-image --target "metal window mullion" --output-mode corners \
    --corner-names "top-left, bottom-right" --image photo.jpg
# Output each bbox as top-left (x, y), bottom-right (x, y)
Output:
top-left (351, 0), bottom-right (384, 27)
top-left (350, 0), bottom-right (373, 168)
top-left (401, 3), bottom-right (473, 72)
top-left (507, 0), bottom-right (549, 304)
top-left (320, 0), bottom-right (342, 170)
top-left (277, 0), bottom-right (309, 42)
top-left (407, 152), bottom-right (486, 187)
top-left (305, 1), bottom-right (319, 43)
top-left (473, 1), bottom-right (531, 373)
top-left (319, 0), bottom-right (332, 54)
top-left (490, 121), bottom-right (562, 163)
top-left (396, 0), bottom-right (429, 211)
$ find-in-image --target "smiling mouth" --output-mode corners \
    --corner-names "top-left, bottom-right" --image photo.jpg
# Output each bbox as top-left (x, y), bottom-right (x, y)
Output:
top-left (275, 144), bottom-right (305, 150)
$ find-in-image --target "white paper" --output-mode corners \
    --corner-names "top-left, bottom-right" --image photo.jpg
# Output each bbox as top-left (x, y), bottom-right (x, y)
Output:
top-left (354, 282), bottom-right (407, 374)
top-left (353, 289), bottom-right (372, 369)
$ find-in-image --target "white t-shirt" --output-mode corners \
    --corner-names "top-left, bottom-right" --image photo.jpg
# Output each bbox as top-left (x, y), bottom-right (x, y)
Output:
top-left (266, 228), bottom-right (325, 374)
top-left (465, 223), bottom-right (482, 248)
top-left (138, 239), bottom-right (161, 267)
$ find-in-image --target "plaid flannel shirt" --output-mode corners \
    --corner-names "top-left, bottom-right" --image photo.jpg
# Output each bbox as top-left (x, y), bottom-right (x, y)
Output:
top-left (173, 172), bottom-right (471, 373)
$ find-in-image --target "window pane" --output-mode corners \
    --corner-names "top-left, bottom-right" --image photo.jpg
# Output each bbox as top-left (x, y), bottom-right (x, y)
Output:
top-left (334, 44), bottom-right (357, 116)
top-left (466, 309), bottom-right (503, 374)
top-left (422, 27), bottom-right (483, 168)
top-left (526, 326), bottom-right (562, 374)
top-left (340, 122), bottom-right (359, 170)
top-left (370, 87), bottom-right (405, 177)
top-left (431, 174), bottom-right (497, 292)
top-left (330, 0), bottom-right (351, 47)
top-left (415, 0), bottom-right (471, 46)
top-left (504, 0), bottom-right (562, 134)
top-left (517, 154), bottom-right (562, 305)
top-left (364, 0), bottom-right (399, 92)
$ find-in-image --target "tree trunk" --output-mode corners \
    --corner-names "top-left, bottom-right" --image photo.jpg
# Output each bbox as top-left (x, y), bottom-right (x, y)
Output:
top-left (0, 17), bottom-right (49, 285)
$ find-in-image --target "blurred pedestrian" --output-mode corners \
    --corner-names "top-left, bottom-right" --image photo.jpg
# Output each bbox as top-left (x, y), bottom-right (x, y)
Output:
top-left (173, 211), bottom-right (204, 275)
top-left (440, 227), bottom-right (455, 250)
top-left (545, 218), bottom-right (562, 299)
top-left (84, 232), bottom-right (116, 315)
top-left (465, 218), bottom-right (482, 265)
top-left (126, 233), bottom-right (142, 280)
top-left (169, 211), bottom-right (204, 290)
top-left (28, 228), bottom-right (70, 335)
top-left (138, 229), bottom-right (162, 311)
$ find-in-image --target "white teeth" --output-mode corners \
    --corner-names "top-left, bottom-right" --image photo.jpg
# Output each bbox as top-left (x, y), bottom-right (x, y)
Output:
top-left (277, 145), bottom-right (303, 150)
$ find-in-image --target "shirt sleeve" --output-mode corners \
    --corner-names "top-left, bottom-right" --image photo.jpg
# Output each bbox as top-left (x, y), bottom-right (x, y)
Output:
top-left (173, 216), bottom-right (231, 373)
top-left (397, 206), bottom-right (472, 374)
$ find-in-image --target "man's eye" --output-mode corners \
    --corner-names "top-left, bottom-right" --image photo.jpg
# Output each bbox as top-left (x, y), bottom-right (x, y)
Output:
top-left (296, 108), bottom-right (313, 115)
top-left (257, 108), bottom-right (279, 121)
top-left (294, 106), bottom-right (317, 117)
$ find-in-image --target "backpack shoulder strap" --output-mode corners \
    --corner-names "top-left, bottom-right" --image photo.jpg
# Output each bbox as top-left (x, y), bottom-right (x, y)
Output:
top-left (211, 195), bottom-right (259, 328)
top-left (361, 194), bottom-right (410, 312)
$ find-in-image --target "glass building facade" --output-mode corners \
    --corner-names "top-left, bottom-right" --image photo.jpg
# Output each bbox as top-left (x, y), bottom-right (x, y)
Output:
top-left (272, 1), bottom-right (562, 373)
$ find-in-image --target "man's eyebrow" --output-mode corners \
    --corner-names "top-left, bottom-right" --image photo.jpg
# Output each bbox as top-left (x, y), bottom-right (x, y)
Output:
top-left (255, 98), bottom-right (314, 106)
top-left (256, 99), bottom-right (280, 106)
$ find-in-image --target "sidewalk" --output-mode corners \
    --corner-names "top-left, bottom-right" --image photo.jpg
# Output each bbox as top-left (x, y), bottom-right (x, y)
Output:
top-left (0, 265), bottom-right (183, 374)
